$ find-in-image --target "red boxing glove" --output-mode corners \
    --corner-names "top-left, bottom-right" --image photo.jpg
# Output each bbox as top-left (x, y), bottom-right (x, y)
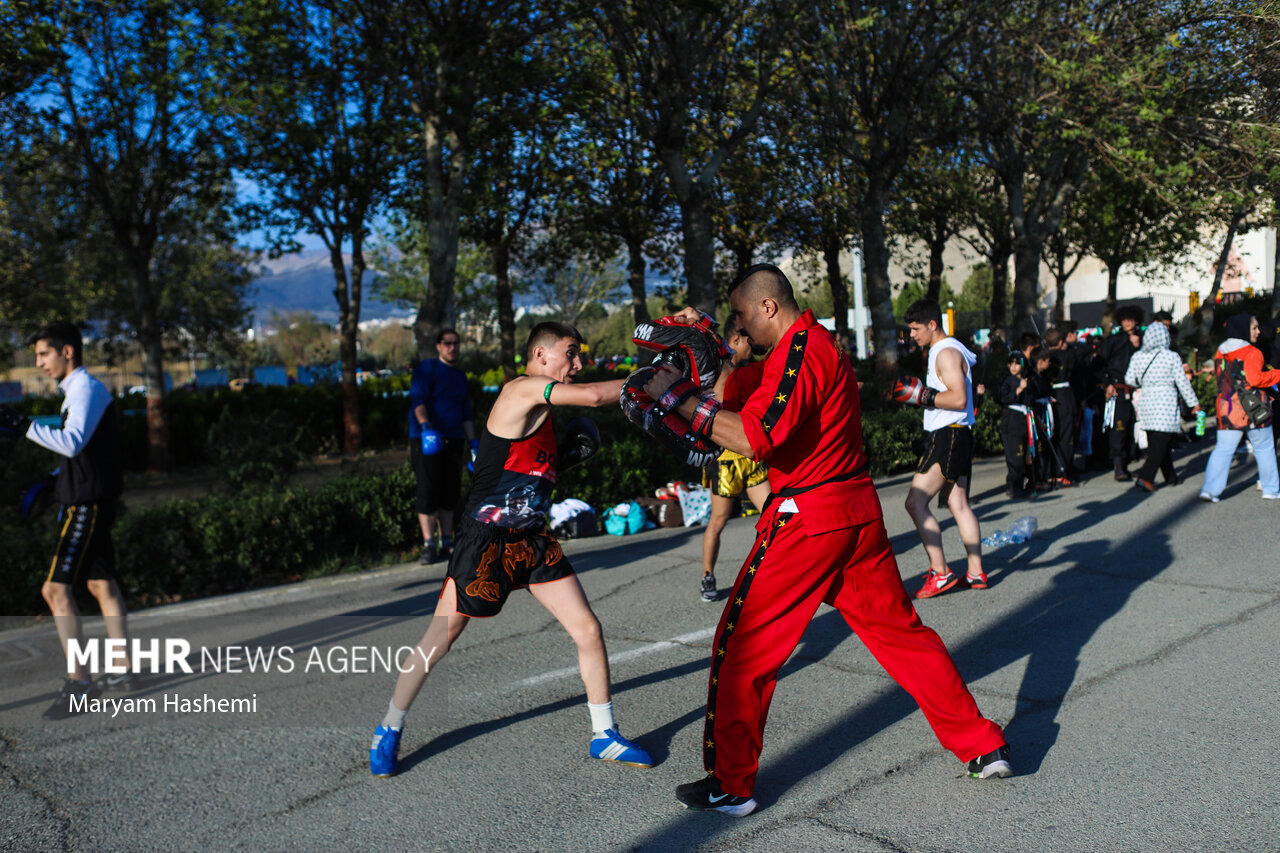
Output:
top-left (892, 376), bottom-right (937, 408)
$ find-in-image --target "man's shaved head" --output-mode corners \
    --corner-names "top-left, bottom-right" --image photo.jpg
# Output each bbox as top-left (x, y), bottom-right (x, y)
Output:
top-left (729, 263), bottom-right (797, 310)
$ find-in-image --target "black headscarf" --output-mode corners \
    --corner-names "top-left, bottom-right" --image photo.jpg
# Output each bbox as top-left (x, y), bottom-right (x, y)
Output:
top-left (1224, 313), bottom-right (1253, 341)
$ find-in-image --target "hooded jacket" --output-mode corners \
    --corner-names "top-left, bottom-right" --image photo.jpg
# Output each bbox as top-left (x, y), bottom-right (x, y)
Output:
top-left (1213, 314), bottom-right (1280, 430)
top-left (1124, 323), bottom-right (1197, 434)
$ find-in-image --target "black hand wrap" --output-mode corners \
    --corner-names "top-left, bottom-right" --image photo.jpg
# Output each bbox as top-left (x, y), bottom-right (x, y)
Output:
top-left (560, 416), bottom-right (600, 471)
top-left (619, 367), bottom-right (722, 468)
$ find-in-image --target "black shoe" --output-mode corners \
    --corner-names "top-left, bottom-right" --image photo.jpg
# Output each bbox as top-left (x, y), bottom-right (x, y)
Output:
top-left (675, 776), bottom-right (758, 817)
top-left (967, 744), bottom-right (1013, 779)
top-left (419, 542), bottom-right (437, 565)
top-left (42, 678), bottom-right (101, 720)
top-left (700, 574), bottom-right (717, 602)
top-left (1114, 471), bottom-right (1133, 482)
top-left (1165, 474), bottom-right (1183, 486)
top-left (438, 537), bottom-right (454, 559)
top-left (97, 672), bottom-right (142, 692)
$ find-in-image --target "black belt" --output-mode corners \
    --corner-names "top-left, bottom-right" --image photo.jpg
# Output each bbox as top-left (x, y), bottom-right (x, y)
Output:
top-left (764, 464), bottom-right (869, 513)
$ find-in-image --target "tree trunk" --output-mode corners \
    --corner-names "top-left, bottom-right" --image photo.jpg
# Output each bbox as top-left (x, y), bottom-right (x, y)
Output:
top-left (988, 231), bottom-right (1012, 332)
top-left (1012, 237), bottom-right (1042, 335)
top-left (335, 239), bottom-right (365, 455)
top-left (414, 115), bottom-right (465, 359)
top-left (494, 240), bottom-right (516, 381)
top-left (926, 228), bottom-right (945, 303)
top-left (860, 185), bottom-right (898, 370)
top-left (1199, 209), bottom-right (1244, 344)
top-left (679, 192), bottom-right (717, 314)
top-left (130, 262), bottom-right (169, 472)
top-left (824, 237), bottom-right (848, 340)
top-left (1102, 264), bottom-right (1121, 333)
top-left (626, 236), bottom-right (650, 327)
top-left (1272, 202), bottom-right (1280, 321)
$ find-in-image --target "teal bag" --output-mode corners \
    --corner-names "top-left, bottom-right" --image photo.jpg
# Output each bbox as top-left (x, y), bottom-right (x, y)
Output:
top-left (603, 501), bottom-right (646, 535)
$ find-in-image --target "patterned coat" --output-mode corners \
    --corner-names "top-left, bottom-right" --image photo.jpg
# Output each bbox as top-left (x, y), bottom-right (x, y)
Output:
top-left (1125, 323), bottom-right (1197, 433)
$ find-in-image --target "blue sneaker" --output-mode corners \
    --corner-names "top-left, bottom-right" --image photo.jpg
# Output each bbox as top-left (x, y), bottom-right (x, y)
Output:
top-left (370, 725), bottom-right (402, 777)
top-left (589, 729), bottom-right (652, 767)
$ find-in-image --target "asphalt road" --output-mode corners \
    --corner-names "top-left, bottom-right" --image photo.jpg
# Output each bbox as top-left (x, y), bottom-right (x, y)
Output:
top-left (1, 436), bottom-right (1277, 852)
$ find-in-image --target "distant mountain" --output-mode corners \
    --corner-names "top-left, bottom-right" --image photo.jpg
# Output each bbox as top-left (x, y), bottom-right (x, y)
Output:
top-left (247, 250), bottom-right (410, 326)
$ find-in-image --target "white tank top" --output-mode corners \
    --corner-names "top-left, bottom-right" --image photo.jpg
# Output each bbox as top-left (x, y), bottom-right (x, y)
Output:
top-left (923, 337), bottom-right (976, 431)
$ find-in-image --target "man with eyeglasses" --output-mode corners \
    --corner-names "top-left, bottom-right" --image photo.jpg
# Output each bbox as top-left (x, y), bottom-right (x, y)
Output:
top-left (409, 329), bottom-right (476, 563)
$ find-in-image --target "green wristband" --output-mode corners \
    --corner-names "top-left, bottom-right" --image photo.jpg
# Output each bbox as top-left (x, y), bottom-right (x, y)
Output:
top-left (544, 381), bottom-right (559, 403)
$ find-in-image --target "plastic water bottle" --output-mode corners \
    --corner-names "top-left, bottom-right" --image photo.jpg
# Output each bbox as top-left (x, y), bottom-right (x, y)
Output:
top-left (1005, 516), bottom-right (1037, 544)
top-left (1195, 410), bottom-right (1206, 436)
top-left (980, 529), bottom-right (1007, 548)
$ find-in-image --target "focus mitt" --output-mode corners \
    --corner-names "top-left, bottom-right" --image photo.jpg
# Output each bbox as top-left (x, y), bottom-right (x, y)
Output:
top-left (632, 313), bottom-right (732, 392)
top-left (0, 405), bottom-right (31, 438)
top-left (620, 367), bottom-right (721, 468)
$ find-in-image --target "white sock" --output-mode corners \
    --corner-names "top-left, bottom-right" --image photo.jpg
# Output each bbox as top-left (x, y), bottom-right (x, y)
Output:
top-left (381, 699), bottom-right (407, 731)
top-left (588, 700), bottom-right (614, 736)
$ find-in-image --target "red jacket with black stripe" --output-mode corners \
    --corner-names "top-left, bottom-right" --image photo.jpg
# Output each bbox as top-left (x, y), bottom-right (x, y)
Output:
top-left (734, 310), bottom-right (883, 535)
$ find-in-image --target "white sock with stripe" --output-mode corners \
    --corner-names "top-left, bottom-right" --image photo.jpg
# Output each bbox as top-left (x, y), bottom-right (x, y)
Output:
top-left (588, 700), bottom-right (614, 736)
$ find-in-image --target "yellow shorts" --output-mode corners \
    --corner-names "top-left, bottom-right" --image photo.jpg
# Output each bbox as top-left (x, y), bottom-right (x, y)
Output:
top-left (704, 452), bottom-right (769, 498)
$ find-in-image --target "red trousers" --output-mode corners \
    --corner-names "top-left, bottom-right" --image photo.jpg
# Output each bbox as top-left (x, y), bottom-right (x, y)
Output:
top-left (704, 509), bottom-right (1006, 796)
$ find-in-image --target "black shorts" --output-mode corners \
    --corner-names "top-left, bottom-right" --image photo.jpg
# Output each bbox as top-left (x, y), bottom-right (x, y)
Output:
top-left (915, 425), bottom-right (974, 483)
top-left (46, 502), bottom-right (118, 586)
top-left (445, 517), bottom-right (575, 618)
top-left (411, 437), bottom-right (466, 515)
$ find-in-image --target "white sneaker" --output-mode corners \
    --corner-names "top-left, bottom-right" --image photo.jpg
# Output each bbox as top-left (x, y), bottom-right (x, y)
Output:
top-left (1199, 492), bottom-right (1219, 503)
top-left (1262, 493), bottom-right (1280, 500)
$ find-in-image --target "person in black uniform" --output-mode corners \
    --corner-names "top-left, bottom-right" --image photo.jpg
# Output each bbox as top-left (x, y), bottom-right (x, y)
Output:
top-left (1044, 326), bottom-right (1084, 483)
top-left (1098, 305), bottom-right (1144, 480)
top-left (0, 322), bottom-right (133, 719)
top-left (995, 352), bottom-right (1033, 497)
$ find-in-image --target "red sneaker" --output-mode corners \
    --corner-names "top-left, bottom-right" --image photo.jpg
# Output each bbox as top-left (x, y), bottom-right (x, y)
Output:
top-left (914, 569), bottom-right (959, 599)
top-left (965, 570), bottom-right (989, 589)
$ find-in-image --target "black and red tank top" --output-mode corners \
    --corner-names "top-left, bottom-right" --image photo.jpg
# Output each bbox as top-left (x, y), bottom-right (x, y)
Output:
top-left (464, 415), bottom-right (558, 529)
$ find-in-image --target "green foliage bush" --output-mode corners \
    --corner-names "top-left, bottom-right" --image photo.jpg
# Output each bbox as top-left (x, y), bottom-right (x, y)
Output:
top-left (111, 463), bottom-right (418, 607)
top-left (206, 409), bottom-right (311, 492)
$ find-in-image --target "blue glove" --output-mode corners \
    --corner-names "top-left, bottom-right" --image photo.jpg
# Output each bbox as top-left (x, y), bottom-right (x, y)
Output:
top-left (420, 426), bottom-right (442, 456)
top-left (467, 438), bottom-right (480, 473)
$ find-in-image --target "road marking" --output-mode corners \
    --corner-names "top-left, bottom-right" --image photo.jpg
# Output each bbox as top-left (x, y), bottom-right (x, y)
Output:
top-left (476, 626), bottom-right (716, 698)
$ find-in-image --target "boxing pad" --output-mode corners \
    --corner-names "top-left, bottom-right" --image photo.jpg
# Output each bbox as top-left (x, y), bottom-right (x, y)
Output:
top-left (891, 376), bottom-right (937, 408)
top-left (632, 314), bottom-right (732, 392)
top-left (0, 404), bottom-right (31, 438)
top-left (560, 416), bottom-right (600, 471)
top-left (620, 367), bottom-right (722, 468)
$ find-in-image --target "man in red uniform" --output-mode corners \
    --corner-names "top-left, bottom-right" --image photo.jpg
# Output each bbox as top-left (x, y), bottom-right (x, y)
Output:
top-left (644, 265), bottom-right (1011, 817)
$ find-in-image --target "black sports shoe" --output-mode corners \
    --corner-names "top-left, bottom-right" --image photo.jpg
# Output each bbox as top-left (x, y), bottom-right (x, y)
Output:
top-left (700, 573), bottom-right (717, 602)
top-left (42, 678), bottom-right (101, 720)
top-left (97, 672), bottom-right (142, 692)
top-left (967, 744), bottom-right (1013, 779)
top-left (419, 541), bottom-right (437, 565)
top-left (675, 775), bottom-right (757, 817)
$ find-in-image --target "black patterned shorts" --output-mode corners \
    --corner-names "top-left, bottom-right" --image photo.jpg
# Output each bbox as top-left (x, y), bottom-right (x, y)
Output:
top-left (445, 517), bottom-right (575, 618)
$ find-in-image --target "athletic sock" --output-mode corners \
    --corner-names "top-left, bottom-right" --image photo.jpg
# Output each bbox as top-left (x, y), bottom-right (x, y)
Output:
top-left (381, 699), bottom-right (407, 731)
top-left (588, 700), bottom-right (614, 735)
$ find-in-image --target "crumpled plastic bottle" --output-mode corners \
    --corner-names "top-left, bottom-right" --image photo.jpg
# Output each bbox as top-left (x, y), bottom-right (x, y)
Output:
top-left (979, 529), bottom-right (1008, 548)
top-left (1005, 516), bottom-right (1037, 544)
top-left (1195, 410), bottom-right (1207, 436)
top-left (979, 516), bottom-right (1037, 548)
